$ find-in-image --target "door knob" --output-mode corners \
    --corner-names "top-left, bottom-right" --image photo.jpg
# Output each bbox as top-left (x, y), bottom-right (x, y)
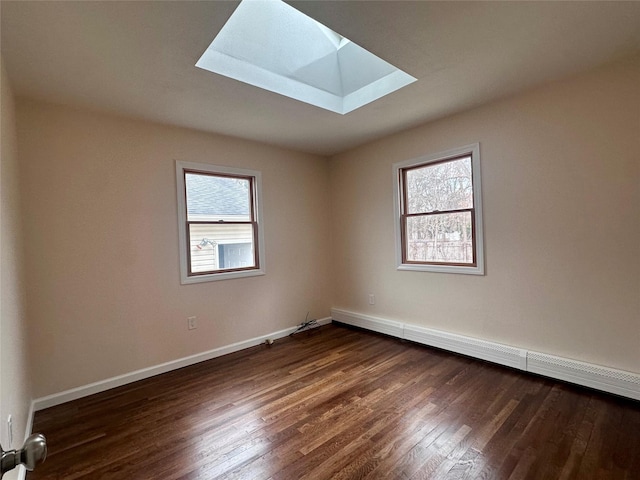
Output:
top-left (1, 433), bottom-right (47, 477)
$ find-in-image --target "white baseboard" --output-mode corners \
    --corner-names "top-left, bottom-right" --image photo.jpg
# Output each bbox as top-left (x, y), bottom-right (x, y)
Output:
top-left (403, 323), bottom-right (527, 370)
top-left (331, 308), bottom-right (640, 401)
top-left (30, 311), bottom-right (640, 411)
top-left (33, 317), bottom-right (332, 411)
top-left (527, 351), bottom-right (640, 401)
top-left (327, 309), bottom-right (404, 338)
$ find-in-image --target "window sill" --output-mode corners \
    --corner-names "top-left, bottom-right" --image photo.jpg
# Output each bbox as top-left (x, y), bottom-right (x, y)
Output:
top-left (180, 268), bottom-right (265, 285)
top-left (397, 264), bottom-right (484, 276)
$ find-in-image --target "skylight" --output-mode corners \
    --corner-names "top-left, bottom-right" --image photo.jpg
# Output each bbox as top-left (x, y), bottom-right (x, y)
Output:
top-left (196, 0), bottom-right (417, 114)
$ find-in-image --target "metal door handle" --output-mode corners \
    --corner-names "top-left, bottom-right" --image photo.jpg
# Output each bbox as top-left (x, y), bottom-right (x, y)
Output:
top-left (1, 433), bottom-right (47, 477)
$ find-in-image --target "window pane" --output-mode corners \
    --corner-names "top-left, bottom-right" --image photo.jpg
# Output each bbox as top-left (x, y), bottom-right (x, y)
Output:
top-left (405, 211), bottom-right (474, 264)
top-left (405, 156), bottom-right (473, 214)
top-left (189, 223), bottom-right (255, 273)
top-left (185, 173), bottom-right (251, 222)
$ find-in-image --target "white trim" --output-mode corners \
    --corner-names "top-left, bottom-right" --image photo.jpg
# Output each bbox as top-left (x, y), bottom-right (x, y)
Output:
top-left (6, 403), bottom-right (37, 480)
top-left (392, 143), bottom-right (485, 275)
top-left (331, 308), bottom-right (640, 401)
top-left (403, 323), bottom-right (526, 370)
top-left (13, 401), bottom-right (37, 480)
top-left (24, 400), bottom-right (35, 440)
top-left (30, 311), bottom-right (639, 410)
top-left (527, 352), bottom-right (640, 400)
top-left (33, 318), bottom-right (332, 411)
top-left (330, 309), bottom-right (404, 338)
top-left (175, 161), bottom-right (266, 284)
top-left (14, 464), bottom-right (25, 480)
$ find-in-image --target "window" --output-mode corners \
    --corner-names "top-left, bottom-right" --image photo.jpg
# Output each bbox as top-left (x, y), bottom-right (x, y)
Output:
top-left (176, 161), bottom-right (265, 283)
top-left (195, 0), bottom-right (416, 114)
top-left (393, 144), bottom-right (484, 275)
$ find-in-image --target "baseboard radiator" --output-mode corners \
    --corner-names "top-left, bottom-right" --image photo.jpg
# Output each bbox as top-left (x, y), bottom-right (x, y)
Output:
top-left (331, 308), bottom-right (640, 401)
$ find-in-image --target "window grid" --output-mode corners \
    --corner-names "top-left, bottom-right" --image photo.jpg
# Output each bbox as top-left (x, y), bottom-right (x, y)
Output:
top-left (183, 169), bottom-right (259, 277)
top-left (176, 161), bottom-right (265, 284)
top-left (400, 154), bottom-right (476, 267)
top-left (394, 144), bottom-right (483, 275)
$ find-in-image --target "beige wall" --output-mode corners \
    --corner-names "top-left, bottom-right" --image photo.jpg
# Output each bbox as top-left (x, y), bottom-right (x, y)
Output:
top-left (330, 55), bottom-right (640, 373)
top-left (16, 102), bottom-right (332, 398)
top-left (1, 58), bottom-right (32, 477)
top-left (10, 54), bottom-right (640, 403)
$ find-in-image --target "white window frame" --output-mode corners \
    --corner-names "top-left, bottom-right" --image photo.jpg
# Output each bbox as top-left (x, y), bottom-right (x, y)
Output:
top-left (176, 161), bottom-right (266, 284)
top-left (393, 143), bottom-right (485, 275)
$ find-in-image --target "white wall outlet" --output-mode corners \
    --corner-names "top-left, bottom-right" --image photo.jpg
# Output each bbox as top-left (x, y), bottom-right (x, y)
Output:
top-left (369, 294), bottom-right (375, 305)
top-left (187, 316), bottom-right (197, 330)
top-left (7, 414), bottom-right (13, 447)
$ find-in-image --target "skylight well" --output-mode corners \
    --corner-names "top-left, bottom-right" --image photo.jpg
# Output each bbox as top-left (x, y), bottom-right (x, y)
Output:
top-left (196, 0), bottom-right (417, 114)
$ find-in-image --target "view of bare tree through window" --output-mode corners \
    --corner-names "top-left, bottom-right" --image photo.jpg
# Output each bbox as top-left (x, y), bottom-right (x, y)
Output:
top-left (404, 156), bottom-right (474, 264)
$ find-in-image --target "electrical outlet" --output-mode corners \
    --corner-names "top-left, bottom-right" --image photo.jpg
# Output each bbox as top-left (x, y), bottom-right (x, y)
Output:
top-left (7, 414), bottom-right (13, 447)
top-left (369, 294), bottom-right (375, 305)
top-left (187, 316), bottom-right (197, 330)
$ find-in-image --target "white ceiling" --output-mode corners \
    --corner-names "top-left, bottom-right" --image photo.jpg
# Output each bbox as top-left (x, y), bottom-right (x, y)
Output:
top-left (2, 1), bottom-right (639, 156)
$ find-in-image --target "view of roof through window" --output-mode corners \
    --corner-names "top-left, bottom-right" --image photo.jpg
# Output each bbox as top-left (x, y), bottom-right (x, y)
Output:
top-left (196, 0), bottom-right (417, 114)
top-left (185, 173), bottom-right (250, 221)
top-left (184, 172), bottom-right (256, 274)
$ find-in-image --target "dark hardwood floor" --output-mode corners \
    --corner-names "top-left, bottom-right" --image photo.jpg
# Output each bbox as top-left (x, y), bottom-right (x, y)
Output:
top-left (30, 324), bottom-right (640, 479)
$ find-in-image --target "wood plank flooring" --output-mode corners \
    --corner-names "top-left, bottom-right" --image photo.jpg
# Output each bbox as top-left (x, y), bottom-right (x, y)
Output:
top-left (30, 324), bottom-right (640, 479)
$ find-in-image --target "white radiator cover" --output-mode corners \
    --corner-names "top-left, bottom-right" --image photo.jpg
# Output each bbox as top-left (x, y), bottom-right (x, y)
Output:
top-left (403, 323), bottom-right (527, 371)
top-left (527, 351), bottom-right (640, 400)
top-left (331, 308), bottom-right (640, 401)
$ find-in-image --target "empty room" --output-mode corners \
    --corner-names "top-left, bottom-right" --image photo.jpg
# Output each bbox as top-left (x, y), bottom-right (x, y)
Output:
top-left (1, 1), bottom-right (639, 479)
